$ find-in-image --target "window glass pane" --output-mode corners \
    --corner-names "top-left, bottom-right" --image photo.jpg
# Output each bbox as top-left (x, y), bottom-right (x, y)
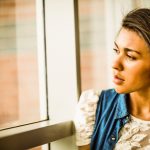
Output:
top-left (78, 0), bottom-right (108, 91)
top-left (0, 0), bottom-right (47, 130)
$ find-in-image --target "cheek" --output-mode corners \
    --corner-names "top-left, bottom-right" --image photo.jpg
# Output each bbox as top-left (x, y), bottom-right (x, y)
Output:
top-left (130, 66), bottom-right (150, 83)
top-left (125, 63), bottom-right (150, 82)
top-left (140, 63), bottom-right (150, 80)
top-left (143, 69), bottom-right (150, 83)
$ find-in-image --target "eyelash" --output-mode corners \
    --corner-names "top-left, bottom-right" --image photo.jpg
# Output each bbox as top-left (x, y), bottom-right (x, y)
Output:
top-left (113, 49), bottom-right (136, 61)
top-left (113, 48), bottom-right (119, 54)
top-left (127, 55), bottom-right (136, 60)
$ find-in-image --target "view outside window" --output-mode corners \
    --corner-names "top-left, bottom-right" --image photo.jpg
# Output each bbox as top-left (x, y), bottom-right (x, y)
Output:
top-left (0, 0), bottom-right (47, 130)
top-left (78, 0), bottom-right (108, 91)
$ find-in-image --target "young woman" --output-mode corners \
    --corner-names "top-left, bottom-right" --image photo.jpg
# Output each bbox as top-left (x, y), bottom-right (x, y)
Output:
top-left (74, 8), bottom-right (150, 150)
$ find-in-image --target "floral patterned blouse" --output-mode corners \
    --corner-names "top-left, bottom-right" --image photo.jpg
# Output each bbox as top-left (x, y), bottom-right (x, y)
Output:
top-left (114, 115), bottom-right (150, 150)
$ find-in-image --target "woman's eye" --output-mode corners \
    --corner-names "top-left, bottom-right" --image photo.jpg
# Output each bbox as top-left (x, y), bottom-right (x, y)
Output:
top-left (127, 55), bottom-right (136, 60)
top-left (113, 48), bottom-right (119, 54)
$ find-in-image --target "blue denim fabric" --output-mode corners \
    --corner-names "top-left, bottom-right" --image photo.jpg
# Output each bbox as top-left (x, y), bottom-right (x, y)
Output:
top-left (90, 89), bottom-right (130, 150)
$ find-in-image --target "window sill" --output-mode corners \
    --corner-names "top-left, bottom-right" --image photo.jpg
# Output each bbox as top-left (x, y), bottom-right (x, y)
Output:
top-left (0, 120), bottom-right (74, 150)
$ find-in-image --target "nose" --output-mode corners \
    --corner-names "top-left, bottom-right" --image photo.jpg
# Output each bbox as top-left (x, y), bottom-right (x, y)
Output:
top-left (112, 55), bottom-right (123, 71)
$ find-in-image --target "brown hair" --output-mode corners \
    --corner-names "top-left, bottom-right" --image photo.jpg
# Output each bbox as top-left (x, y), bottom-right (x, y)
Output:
top-left (122, 8), bottom-right (150, 48)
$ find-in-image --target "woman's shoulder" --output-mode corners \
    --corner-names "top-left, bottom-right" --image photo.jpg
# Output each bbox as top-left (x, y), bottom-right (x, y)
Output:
top-left (80, 88), bottom-right (117, 99)
top-left (78, 88), bottom-right (121, 105)
top-left (77, 89), bottom-right (101, 108)
top-left (78, 88), bottom-right (120, 106)
top-left (80, 89), bottom-right (101, 98)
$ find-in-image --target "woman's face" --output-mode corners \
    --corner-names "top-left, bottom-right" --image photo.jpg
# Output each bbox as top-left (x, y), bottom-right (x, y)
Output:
top-left (112, 28), bottom-right (150, 94)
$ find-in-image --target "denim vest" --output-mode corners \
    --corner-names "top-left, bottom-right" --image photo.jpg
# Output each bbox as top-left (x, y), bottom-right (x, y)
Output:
top-left (90, 89), bottom-right (130, 150)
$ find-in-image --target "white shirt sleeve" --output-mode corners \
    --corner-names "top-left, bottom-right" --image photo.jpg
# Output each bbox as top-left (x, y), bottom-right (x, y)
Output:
top-left (74, 89), bottom-right (101, 146)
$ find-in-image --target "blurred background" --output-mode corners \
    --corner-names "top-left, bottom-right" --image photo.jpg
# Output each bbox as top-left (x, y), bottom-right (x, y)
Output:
top-left (0, 0), bottom-right (149, 149)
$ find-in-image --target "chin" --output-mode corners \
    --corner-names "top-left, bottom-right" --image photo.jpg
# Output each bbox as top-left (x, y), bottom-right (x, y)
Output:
top-left (114, 86), bottom-right (129, 94)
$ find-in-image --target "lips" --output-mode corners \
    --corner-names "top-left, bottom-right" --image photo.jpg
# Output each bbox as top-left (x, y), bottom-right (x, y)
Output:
top-left (113, 75), bottom-right (125, 85)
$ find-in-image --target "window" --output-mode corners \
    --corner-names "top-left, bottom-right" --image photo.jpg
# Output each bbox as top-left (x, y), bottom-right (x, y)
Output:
top-left (0, 0), bottom-right (78, 149)
top-left (0, 0), bottom-right (47, 130)
top-left (78, 0), bottom-right (108, 91)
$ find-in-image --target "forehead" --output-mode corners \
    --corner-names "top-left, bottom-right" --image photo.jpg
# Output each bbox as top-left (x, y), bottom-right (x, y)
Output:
top-left (115, 28), bottom-right (149, 53)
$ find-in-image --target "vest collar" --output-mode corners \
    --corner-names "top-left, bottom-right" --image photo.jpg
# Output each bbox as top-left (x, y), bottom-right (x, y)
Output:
top-left (114, 93), bottom-right (129, 119)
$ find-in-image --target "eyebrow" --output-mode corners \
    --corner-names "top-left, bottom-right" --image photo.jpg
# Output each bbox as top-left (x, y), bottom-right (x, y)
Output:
top-left (114, 42), bottom-right (141, 55)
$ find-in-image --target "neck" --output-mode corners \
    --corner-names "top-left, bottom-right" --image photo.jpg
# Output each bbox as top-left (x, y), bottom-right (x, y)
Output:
top-left (129, 88), bottom-right (150, 120)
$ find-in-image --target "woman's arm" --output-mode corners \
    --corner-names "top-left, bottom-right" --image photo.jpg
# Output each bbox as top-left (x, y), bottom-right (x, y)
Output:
top-left (78, 144), bottom-right (90, 150)
top-left (74, 90), bottom-right (100, 148)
